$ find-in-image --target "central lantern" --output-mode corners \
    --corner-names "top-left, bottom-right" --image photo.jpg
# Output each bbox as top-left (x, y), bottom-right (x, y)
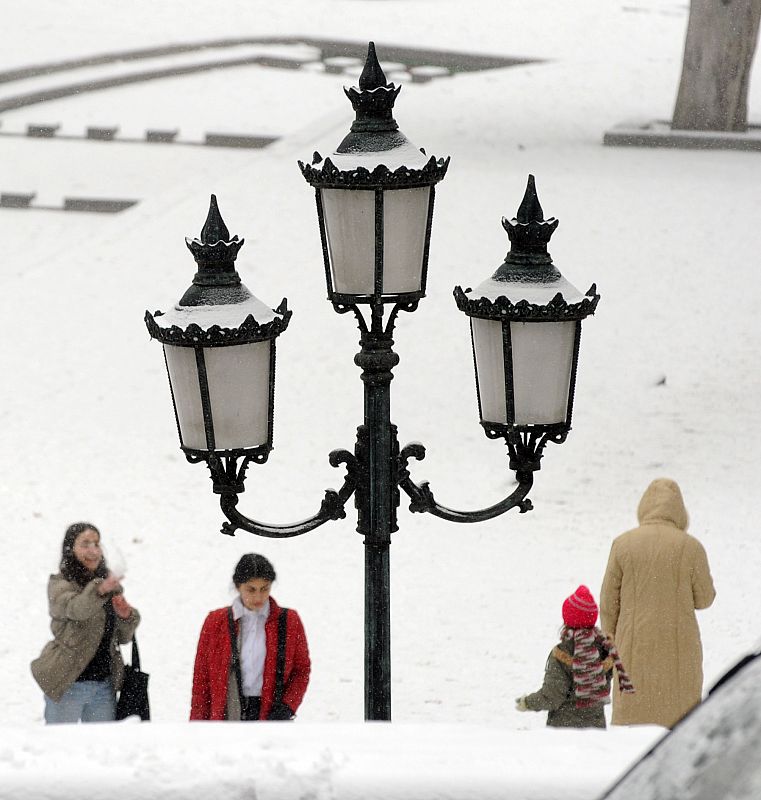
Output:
top-left (299, 42), bottom-right (449, 307)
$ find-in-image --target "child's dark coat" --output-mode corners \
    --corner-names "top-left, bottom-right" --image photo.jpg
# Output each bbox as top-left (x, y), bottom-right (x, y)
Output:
top-left (524, 637), bottom-right (613, 728)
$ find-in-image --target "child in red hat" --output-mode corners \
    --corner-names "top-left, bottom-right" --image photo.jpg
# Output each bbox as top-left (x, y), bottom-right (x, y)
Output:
top-left (515, 585), bottom-right (634, 728)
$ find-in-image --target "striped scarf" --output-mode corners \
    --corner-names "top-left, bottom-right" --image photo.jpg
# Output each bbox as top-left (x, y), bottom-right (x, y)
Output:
top-left (563, 626), bottom-right (635, 708)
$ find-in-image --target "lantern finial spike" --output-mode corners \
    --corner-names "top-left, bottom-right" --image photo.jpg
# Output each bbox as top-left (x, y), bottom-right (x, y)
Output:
top-left (201, 194), bottom-right (231, 245)
top-left (498, 175), bottom-right (558, 260)
top-left (340, 41), bottom-right (401, 139)
top-left (185, 194), bottom-right (244, 276)
top-left (516, 175), bottom-right (544, 224)
top-left (359, 41), bottom-right (388, 91)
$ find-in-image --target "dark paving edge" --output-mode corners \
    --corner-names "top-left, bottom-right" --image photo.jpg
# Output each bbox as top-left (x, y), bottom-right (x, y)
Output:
top-left (0, 129), bottom-right (278, 149)
top-left (0, 193), bottom-right (138, 213)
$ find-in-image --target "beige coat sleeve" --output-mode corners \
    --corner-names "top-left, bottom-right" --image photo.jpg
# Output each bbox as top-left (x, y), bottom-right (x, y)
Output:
top-left (115, 608), bottom-right (141, 644)
top-left (690, 538), bottom-right (716, 610)
top-left (600, 542), bottom-right (622, 637)
top-left (49, 577), bottom-right (108, 622)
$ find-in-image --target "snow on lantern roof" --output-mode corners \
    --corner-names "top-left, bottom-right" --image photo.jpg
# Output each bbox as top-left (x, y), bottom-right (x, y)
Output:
top-left (145, 299), bottom-right (290, 347)
top-left (454, 176), bottom-right (600, 322)
top-left (144, 195), bottom-right (291, 346)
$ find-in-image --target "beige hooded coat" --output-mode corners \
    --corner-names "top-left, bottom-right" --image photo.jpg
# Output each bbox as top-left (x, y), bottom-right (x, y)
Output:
top-left (600, 478), bottom-right (715, 728)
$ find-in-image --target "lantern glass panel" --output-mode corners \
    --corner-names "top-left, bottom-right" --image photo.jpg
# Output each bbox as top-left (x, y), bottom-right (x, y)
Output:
top-left (321, 188), bottom-right (374, 295)
top-left (471, 317), bottom-right (507, 425)
top-left (164, 341), bottom-right (272, 452)
top-left (382, 187), bottom-right (430, 294)
top-left (510, 320), bottom-right (576, 426)
top-left (204, 341), bottom-right (272, 450)
top-left (164, 344), bottom-right (206, 450)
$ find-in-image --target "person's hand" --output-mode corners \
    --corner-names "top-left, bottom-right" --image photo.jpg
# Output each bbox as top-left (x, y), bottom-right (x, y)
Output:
top-left (515, 696), bottom-right (529, 712)
top-left (112, 594), bottom-right (133, 619)
top-left (97, 572), bottom-right (123, 596)
top-left (267, 700), bottom-right (294, 721)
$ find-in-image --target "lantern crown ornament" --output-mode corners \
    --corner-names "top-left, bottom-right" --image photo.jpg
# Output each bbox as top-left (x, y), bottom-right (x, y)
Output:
top-left (298, 41), bottom-right (449, 187)
top-left (145, 194), bottom-right (291, 347)
top-left (454, 175), bottom-right (600, 322)
top-left (501, 173), bottom-right (559, 259)
top-left (186, 194), bottom-right (244, 268)
top-left (181, 193), bottom-right (248, 306)
top-left (341, 41), bottom-right (402, 143)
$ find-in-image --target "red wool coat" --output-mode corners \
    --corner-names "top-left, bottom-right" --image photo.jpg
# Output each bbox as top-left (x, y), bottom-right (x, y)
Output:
top-left (190, 597), bottom-right (310, 720)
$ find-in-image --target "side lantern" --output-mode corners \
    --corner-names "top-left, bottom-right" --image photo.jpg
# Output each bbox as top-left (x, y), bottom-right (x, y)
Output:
top-left (455, 176), bottom-right (599, 459)
top-left (144, 195), bottom-right (291, 489)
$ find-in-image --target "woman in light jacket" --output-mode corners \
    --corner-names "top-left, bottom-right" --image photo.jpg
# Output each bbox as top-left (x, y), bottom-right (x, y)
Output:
top-left (601, 478), bottom-right (715, 728)
top-left (190, 553), bottom-right (311, 721)
top-left (31, 522), bottom-right (140, 723)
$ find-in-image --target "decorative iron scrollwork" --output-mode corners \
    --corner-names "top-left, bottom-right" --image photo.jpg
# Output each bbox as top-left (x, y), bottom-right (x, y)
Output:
top-left (298, 155), bottom-right (450, 190)
top-left (208, 449), bottom-right (358, 538)
top-left (144, 299), bottom-right (292, 347)
top-left (397, 441), bottom-right (534, 523)
top-left (453, 285), bottom-right (600, 322)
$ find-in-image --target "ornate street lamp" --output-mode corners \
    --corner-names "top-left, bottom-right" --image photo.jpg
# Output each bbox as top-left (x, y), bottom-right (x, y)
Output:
top-left (453, 175), bottom-right (600, 474)
top-left (144, 44), bottom-right (599, 723)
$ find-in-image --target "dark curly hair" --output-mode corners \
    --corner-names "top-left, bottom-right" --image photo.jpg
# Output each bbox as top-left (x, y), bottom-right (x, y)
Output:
top-left (60, 522), bottom-right (108, 587)
top-left (232, 553), bottom-right (276, 587)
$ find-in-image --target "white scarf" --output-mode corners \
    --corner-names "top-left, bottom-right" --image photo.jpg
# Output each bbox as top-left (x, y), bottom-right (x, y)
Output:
top-left (232, 597), bottom-right (270, 696)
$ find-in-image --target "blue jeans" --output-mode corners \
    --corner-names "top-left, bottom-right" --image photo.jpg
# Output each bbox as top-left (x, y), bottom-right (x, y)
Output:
top-left (44, 680), bottom-right (115, 724)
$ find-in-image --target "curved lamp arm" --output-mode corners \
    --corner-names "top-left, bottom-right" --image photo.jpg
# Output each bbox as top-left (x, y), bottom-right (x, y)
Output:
top-left (218, 449), bottom-right (358, 537)
top-left (397, 443), bottom-right (534, 523)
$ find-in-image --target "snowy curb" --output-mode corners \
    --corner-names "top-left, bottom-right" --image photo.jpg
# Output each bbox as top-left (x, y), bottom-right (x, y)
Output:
top-left (603, 119), bottom-right (761, 151)
top-left (0, 722), bottom-right (662, 800)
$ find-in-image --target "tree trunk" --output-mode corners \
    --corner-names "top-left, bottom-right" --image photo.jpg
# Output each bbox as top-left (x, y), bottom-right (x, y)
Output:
top-left (672, 0), bottom-right (761, 132)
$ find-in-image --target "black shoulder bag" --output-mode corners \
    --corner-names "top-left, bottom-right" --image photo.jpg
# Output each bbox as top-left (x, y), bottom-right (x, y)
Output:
top-left (228, 607), bottom-right (289, 721)
top-left (115, 636), bottom-right (151, 721)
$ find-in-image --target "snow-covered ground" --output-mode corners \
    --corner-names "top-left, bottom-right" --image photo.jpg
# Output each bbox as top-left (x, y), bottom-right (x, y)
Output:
top-left (1, 0), bottom-right (760, 797)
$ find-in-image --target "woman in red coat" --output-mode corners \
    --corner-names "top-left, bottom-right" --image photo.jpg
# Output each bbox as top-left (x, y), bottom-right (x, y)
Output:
top-left (190, 554), bottom-right (311, 721)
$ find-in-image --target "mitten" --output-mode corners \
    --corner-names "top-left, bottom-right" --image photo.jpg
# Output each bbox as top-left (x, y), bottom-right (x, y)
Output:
top-left (267, 700), bottom-right (294, 721)
top-left (515, 695), bottom-right (529, 712)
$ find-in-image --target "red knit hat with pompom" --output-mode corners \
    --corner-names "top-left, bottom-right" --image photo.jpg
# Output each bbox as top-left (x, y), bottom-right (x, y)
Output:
top-left (562, 585), bottom-right (598, 628)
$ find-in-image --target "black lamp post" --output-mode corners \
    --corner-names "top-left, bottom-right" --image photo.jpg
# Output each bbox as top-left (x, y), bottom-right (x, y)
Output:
top-left (145, 43), bottom-right (599, 722)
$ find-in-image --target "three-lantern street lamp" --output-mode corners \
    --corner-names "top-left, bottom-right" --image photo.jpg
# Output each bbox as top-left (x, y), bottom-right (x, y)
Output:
top-left (144, 42), bottom-right (600, 721)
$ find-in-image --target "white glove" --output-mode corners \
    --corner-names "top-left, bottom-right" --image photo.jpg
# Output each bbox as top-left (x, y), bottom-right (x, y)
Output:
top-left (515, 695), bottom-right (529, 712)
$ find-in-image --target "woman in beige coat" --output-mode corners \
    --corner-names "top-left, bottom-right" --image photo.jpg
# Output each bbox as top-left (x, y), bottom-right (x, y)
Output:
top-left (31, 522), bottom-right (140, 723)
top-left (600, 478), bottom-right (715, 728)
